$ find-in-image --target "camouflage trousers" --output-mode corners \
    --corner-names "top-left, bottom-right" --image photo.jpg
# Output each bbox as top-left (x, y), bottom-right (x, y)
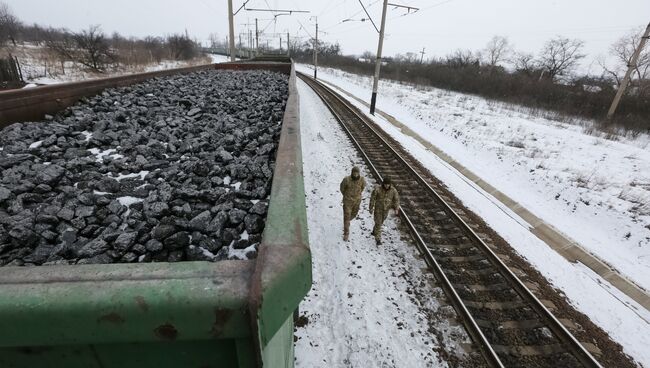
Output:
top-left (343, 200), bottom-right (361, 236)
top-left (372, 209), bottom-right (389, 241)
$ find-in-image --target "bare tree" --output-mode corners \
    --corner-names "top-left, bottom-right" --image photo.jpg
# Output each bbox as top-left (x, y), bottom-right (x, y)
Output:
top-left (166, 34), bottom-right (198, 60)
top-left (0, 2), bottom-right (21, 46)
top-left (513, 51), bottom-right (538, 76)
top-left (483, 35), bottom-right (511, 67)
top-left (43, 27), bottom-right (75, 59)
top-left (446, 49), bottom-right (480, 68)
top-left (73, 25), bottom-right (114, 71)
top-left (208, 33), bottom-right (221, 49)
top-left (360, 50), bottom-right (375, 61)
top-left (143, 36), bottom-right (166, 63)
top-left (538, 36), bottom-right (585, 81)
top-left (599, 27), bottom-right (650, 95)
top-left (44, 25), bottom-right (114, 72)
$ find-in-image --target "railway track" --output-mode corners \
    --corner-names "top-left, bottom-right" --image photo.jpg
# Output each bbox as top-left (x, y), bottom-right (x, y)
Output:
top-left (298, 72), bottom-right (603, 368)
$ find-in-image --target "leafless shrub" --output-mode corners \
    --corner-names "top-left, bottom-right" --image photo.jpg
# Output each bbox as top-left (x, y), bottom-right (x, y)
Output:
top-left (445, 49), bottom-right (480, 68)
top-left (44, 25), bottom-right (115, 72)
top-left (166, 34), bottom-right (199, 61)
top-left (513, 51), bottom-right (540, 77)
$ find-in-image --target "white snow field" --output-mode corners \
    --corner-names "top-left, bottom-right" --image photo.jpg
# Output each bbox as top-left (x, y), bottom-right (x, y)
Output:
top-left (295, 64), bottom-right (650, 366)
top-left (295, 80), bottom-right (472, 368)
top-left (207, 53), bottom-right (232, 63)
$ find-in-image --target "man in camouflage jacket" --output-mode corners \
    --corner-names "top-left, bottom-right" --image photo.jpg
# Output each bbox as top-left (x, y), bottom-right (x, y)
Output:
top-left (340, 166), bottom-right (366, 241)
top-left (369, 177), bottom-right (400, 245)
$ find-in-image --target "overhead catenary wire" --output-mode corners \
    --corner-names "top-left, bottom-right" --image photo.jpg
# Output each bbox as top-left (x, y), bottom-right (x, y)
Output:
top-left (358, 0), bottom-right (380, 33)
top-left (318, 0), bottom-right (347, 17)
top-left (321, 0), bottom-right (383, 31)
top-left (296, 19), bottom-right (314, 39)
top-left (322, 0), bottom-right (424, 35)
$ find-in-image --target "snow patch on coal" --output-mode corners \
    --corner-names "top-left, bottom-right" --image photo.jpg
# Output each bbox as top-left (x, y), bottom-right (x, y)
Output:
top-left (0, 69), bottom-right (287, 266)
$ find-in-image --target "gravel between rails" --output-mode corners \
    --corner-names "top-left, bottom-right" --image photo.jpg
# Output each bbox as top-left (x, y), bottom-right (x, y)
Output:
top-left (0, 69), bottom-right (288, 266)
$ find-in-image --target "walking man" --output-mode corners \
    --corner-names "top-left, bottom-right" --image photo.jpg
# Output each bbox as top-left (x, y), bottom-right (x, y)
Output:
top-left (340, 166), bottom-right (366, 241)
top-left (369, 177), bottom-right (400, 245)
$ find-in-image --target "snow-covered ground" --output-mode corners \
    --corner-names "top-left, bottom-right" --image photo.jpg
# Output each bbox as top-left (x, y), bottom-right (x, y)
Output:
top-left (5, 44), bottom-right (215, 86)
top-left (296, 64), bottom-right (650, 366)
top-left (295, 79), bottom-right (472, 367)
top-left (22, 59), bottom-right (208, 85)
top-left (207, 53), bottom-right (232, 63)
top-left (297, 65), bottom-right (650, 290)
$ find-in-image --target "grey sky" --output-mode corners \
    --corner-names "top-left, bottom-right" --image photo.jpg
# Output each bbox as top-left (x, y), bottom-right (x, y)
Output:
top-left (5, 0), bottom-right (649, 73)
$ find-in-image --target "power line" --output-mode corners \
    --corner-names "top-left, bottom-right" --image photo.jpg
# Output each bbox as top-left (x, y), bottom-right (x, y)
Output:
top-left (358, 0), bottom-right (380, 33)
top-left (197, 0), bottom-right (219, 13)
top-left (318, 0), bottom-right (347, 17)
top-left (418, 0), bottom-right (455, 12)
top-left (296, 19), bottom-right (314, 39)
top-left (262, 0), bottom-right (278, 34)
top-left (322, 0), bottom-right (382, 31)
top-left (234, 0), bottom-right (253, 16)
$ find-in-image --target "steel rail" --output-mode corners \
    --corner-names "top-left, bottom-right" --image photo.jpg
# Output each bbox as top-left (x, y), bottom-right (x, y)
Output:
top-left (298, 72), bottom-right (603, 368)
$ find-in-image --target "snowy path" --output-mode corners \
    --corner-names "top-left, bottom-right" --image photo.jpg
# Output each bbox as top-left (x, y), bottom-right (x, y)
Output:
top-left (295, 79), bottom-right (470, 368)
top-left (295, 65), bottom-right (650, 366)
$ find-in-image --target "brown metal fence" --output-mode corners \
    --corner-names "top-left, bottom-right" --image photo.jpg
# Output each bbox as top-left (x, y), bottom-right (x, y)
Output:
top-left (0, 55), bottom-right (23, 89)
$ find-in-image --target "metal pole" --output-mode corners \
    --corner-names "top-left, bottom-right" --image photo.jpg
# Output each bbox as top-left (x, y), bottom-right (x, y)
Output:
top-left (255, 18), bottom-right (259, 56)
top-left (607, 22), bottom-right (650, 119)
top-left (227, 0), bottom-right (236, 62)
top-left (314, 18), bottom-right (318, 79)
top-left (287, 32), bottom-right (290, 56)
top-left (370, 0), bottom-right (389, 115)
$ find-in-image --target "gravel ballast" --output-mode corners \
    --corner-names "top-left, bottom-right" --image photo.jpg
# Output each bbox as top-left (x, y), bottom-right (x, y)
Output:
top-left (0, 69), bottom-right (288, 266)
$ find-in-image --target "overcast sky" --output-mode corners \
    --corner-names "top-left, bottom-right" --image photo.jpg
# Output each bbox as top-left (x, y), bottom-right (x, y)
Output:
top-left (5, 0), bottom-right (649, 73)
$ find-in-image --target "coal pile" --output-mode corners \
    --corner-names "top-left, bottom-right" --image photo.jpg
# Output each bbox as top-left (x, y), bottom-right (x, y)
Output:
top-left (0, 69), bottom-right (288, 266)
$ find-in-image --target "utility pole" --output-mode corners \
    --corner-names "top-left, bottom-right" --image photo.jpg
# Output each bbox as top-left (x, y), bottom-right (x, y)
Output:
top-left (419, 47), bottom-right (426, 63)
top-left (287, 32), bottom-right (290, 56)
top-left (313, 17), bottom-right (318, 79)
top-left (370, 0), bottom-right (389, 115)
top-left (607, 22), bottom-right (650, 119)
top-left (227, 0), bottom-right (236, 61)
top-left (249, 29), bottom-right (253, 56)
top-left (255, 18), bottom-right (259, 55)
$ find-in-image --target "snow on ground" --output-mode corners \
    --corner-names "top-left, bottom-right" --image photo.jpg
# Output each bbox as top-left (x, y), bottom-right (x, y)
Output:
top-left (207, 53), bottom-right (232, 63)
top-left (296, 65), bottom-right (650, 291)
top-left (296, 64), bottom-right (650, 365)
top-left (6, 43), bottom-right (214, 86)
top-left (295, 79), bottom-right (472, 368)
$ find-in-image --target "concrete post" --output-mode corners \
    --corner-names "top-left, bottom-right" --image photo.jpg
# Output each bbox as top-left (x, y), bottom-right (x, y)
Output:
top-left (370, 0), bottom-right (389, 115)
top-left (607, 22), bottom-right (650, 119)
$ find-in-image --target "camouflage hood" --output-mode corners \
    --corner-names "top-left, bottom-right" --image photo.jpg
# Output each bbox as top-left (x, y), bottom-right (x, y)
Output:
top-left (351, 166), bottom-right (361, 180)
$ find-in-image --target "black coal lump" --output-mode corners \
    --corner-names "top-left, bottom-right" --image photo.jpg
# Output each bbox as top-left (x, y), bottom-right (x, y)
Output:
top-left (0, 69), bottom-right (288, 266)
